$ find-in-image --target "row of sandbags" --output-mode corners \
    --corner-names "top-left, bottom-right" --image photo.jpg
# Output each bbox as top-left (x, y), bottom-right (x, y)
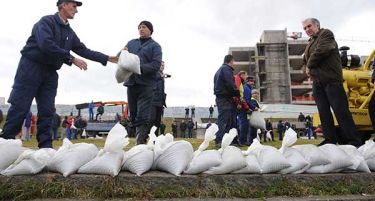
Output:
top-left (1, 123), bottom-right (374, 177)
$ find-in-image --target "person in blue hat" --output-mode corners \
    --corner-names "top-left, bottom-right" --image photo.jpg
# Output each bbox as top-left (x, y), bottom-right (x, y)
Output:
top-left (0, 0), bottom-right (118, 148)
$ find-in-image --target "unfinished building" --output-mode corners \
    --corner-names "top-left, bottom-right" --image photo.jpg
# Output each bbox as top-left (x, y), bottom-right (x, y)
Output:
top-left (229, 29), bottom-right (313, 105)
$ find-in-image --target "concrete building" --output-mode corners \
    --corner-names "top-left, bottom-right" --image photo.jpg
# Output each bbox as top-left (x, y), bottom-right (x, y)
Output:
top-left (229, 29), bottom-right (314, 105)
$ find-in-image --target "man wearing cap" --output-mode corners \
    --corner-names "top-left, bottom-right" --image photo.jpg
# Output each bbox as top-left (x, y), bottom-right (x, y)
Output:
top-left (213, 54), bottom-right (241, 147)
top-left (0, 0), bottom-right (118, 148)
top-left (123, 21), bottom-right (162, 144)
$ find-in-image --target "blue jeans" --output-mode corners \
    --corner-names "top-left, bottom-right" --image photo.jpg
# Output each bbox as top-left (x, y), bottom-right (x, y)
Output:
top-left (238, 111), bottom-right (248, 144)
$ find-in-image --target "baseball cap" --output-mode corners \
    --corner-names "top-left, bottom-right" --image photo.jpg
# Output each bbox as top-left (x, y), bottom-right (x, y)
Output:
top-left (57, 0), bottom-right (82, 6)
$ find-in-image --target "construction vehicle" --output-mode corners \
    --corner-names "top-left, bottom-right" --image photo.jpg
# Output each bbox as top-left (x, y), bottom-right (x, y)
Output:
top-left (313, 47), bottom-right (375, 138)
top-left (75, 101), bottom-right (128, 136)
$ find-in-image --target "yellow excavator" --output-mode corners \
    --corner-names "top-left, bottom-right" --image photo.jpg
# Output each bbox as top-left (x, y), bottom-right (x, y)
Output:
top-left (313, 47), bottom-right (375, 138)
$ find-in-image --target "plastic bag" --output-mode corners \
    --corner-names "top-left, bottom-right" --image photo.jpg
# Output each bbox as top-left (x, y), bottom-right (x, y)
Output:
top-left (0, 139), bottom-right (25, 171)
top-left (2, 148), bottom-right (56, 176)
top-left (118, 50), bottom-right (141, 74)
top-left (249, 111), bottom-right (266, 130)
top-left (47, 139), bottom-right (99, 177)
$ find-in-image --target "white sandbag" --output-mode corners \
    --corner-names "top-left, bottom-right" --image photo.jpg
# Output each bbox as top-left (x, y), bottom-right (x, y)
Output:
top-left (257, 146), bottom-right (290, 174)
top-left (358, 140), bottom-right (375, 160)
top-left (194, 124), bottom-right (218, 157)
top-left (153, 140), bottom-right (194, 176)
top-left (245, 140), bottom-right (290, 174)
top-left (104, 123), bottom-right (129, 153)
top-left (338, 145), bottom-right (370, 173)
top-left (367, 159), bottom-right (375, 171)
top-left (292, 144), bottom-right (330, 168)
top-left (77, 151), bottom-right (124, 177)
top-left (115, 67), bottom-right (133, 83)
top-left (47, 139), bottom-right (99, 177)
top-left (118, 50), bottom-right (141, 74)
top-left (278, 128), bottom-right (309, 174)
top-left (78, 123), bottom-right (129, 177)
top-left (122, 144), bottom-right (154, 176)
top-left (232, 155), bottom-right (261, 174)
top-left (219, 128), bottom-right (237, 153)
top-left (184, 150), bottom-right (222, 174)
top-left (81, 129), bottom-right (87, 137)
top-left (249, 111), bottom-right (266, 130)
top-left (204, 146), bottom-right (247, 174)
top-left (279, 128), bottom-right (298, 154)
top-left (279, 147), bottom-right (309, 174)
top-left (2, 148), bottom-right (56, 176)
top-left (306, 144), bottom-right (353, 173)
top-left (0, 139), bottom-right (25, 171)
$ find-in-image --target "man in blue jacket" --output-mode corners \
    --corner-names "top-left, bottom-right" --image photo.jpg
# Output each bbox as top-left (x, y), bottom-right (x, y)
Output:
top-left (124, 21), bottom-right (162, 144)
top-left (0, 0), bottom-right (118, 148)
top-left (213, 54), bottom-right (240, 147)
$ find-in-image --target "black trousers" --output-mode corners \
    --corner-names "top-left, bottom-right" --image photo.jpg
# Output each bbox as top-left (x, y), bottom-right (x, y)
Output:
top-left (127, 85), bottom-right (153, 144)
top-left (313, 80), bottom-right (362, 147)
top-left (150, 105), bottom-right (163, 136)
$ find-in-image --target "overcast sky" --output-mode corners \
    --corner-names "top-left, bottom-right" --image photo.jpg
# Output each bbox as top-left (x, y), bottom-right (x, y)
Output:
top-left (0, 0), bottom-right (374, 107)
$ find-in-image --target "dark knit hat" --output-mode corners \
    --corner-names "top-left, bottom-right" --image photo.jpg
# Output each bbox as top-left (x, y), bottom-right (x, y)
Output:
top-left (138, 21), bottom-right (153, 34)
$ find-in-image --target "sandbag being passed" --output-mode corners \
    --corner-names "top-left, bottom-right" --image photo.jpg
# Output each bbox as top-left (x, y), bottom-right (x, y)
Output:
top-left (248, 111), bottom-right (266, 130)
top-left (118, 50), bottom-right (141, 74)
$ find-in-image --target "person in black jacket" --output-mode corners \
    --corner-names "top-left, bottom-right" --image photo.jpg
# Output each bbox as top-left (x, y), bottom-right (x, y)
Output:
top-left (151, 61), bottom-right (167, 136)
top-left (0, 0), bottom-right (118, 148)
top-left (171, 120), bottom-right (178, 137)
top-left (213, 54), bottom-right (240, 146)
top-left (303, 18), bottom-right (362, 147)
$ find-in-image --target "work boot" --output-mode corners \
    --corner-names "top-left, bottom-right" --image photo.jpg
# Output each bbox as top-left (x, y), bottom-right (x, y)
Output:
top-left (136, 125), bottom-right (150, 145)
